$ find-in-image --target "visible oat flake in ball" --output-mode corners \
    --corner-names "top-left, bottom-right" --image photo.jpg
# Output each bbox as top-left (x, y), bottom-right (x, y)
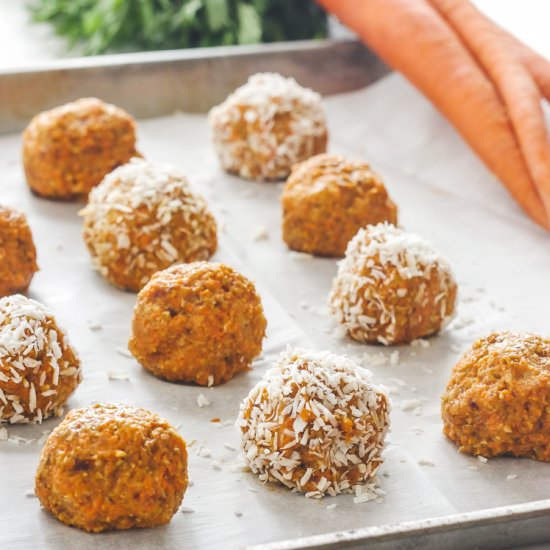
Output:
top-left (23, 97), bottom-right (139, 199)
top-left (129, 262), bottom-right (266, 385)
top-left (237, 348), bottom-right (390, 498)
top-left (80, 158), bottom-right (217, 291)
top-left (35, 403), bottom-right (188, 532)
top-left (282, 154), bottom-right (398, 257)
top-left (0, 205), bottom-right (38, 297)
top-left (329, 222), bottom-right (457, 345)
top-left (442, 332), bottom-right (550, 461)
top-left (209, 72), bottom-right (328, 181)
top-left (0, 294), bottom-right (81, 424)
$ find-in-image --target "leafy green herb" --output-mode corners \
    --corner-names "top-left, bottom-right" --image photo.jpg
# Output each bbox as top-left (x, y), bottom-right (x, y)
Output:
top-left (29, 0), bottom-right (328, 55)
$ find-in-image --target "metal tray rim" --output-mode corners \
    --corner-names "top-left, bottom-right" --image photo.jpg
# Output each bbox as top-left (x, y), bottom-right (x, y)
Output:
top-left (0, 38), bottom-right (357, 76)
top-left (0, 38), bottom-right (389, 134)
top-left (250, 497), bottom-right (550, 549)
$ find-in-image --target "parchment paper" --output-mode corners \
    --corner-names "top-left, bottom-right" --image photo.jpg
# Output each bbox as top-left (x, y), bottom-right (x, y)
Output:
top-left (1, 73), bottom-right (549, 550)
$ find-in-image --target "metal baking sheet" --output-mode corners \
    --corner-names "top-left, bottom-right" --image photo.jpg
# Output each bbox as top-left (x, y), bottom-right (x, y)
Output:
top-left (1, 42), bottom-right (550, 550)
top-left (0, 40), bottom-right (388, 134)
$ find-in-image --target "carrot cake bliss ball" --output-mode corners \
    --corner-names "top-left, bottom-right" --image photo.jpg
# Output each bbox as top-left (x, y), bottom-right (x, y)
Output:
top-left (80, 158), bottom-right (217, 292)
top-left (330, 222), bottom-right (457, 345)
top-left (282, 154), bottom-right (398, 257)
top-left (0, 294), bottom-right (81, 424)
top-left (23, 97), bottom-right (139, 200)
top-left (0, 205), bottom-right (38, 297)
top-left (442, 332), bottom-right (550, 461)
top-left (209, 72), bottom-right (328, 181)
top-left (129, 262), bottom-right (266, 386)
top-left (36, 403), bottom-right (188, 532)
top-left (237, 348), bottom-right (390, 498)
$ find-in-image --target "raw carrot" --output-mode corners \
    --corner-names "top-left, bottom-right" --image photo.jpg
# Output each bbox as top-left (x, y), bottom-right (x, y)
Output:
top-left (514, 42), bottom-right (550, 100)
top-left (317, 0), bottom-right (549, 228)
top-left (429, 0), bottom-right (550, 220)
top-left (469, 10), bottom-right (550, 101)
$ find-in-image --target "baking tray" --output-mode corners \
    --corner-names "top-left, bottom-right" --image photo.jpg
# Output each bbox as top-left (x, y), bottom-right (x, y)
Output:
top-left (1, 40), bottom-right (550, 550)
top-left (0, 39), bottom-right (388, 134)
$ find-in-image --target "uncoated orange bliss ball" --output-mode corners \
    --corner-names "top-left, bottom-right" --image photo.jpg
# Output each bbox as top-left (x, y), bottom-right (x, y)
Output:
top-left (329, 222), bottom-right (457, 345)
top-left (237, 348), bottom-right (390, 498)
top-left (442, 332), bottom-right (550, 461)
top-left (282, 154), bottom-right (398, 257)
top-left (80, 158), bottom-right (217, 292)
top-left (129, 262), bottom-right (266, 386)
top-left (208, 72), bottom-right (328, 181)
top-left (23, 98), bottom-right (139, 199)
top-left (35, 403), bottom-right (188, 533)
top-left (0, 294), bottom-right (81, 424)
top-left (0, 205), bottom-right (38, 297)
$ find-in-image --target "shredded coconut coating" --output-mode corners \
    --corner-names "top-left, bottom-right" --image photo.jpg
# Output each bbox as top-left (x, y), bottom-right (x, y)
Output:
top-left (35, 403), bottom-right (188, 532)
top-left (129, 262), bottom-right (266, 385)
top-left (329, 223), bottom-right (457, 345)
top-left (0, 294), bottom-right (81, 424)
top-left (442, 332), bottom-right (550, 461)
top-left (237, 348), bottom-right (390, 498)
top-left (0, 205), bottom-right (38, 297)
top-left (282, 154), bottom-right (398, 257)
top-left (209, 73), bottom-right (328, 181)
top-left (80, 158), bottom-right (217, 292)
top-left (23, 97), bottom-right (139, 199)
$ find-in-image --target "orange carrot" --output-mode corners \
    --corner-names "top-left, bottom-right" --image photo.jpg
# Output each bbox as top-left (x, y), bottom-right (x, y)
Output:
top-left (508, 43), bottom-right (550, 101)
top-left (429, 0), bottom-right (550, 221)
top-left (317, 0), bottom-right (549, 228)
top-left (472, 12), bottom-right (550, 101)
top-left (443, 3), bottom-right (550, 101)
top-left (514, 42), bottom-right (550, 100)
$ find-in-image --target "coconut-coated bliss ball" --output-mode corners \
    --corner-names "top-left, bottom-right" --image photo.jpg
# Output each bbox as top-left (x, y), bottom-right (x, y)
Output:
top-left (80, 158), bottom-right (217, 292)
top-left (282, 154), bottom-right (398, 257)
top-left (237, 348), bottom-right (390, 498)
top-left (129, 262), bottom-right (266, 386)
top-left (35, 403), bottom-right (188, 532)
top-left (0, 294), bottom-right (81, 424)
top-left (23, 98), bottom-right (139, 199)
top-left (208, 72), bottom-right (328, 181)
top-left (329, 222), bottom-right (457, 345)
